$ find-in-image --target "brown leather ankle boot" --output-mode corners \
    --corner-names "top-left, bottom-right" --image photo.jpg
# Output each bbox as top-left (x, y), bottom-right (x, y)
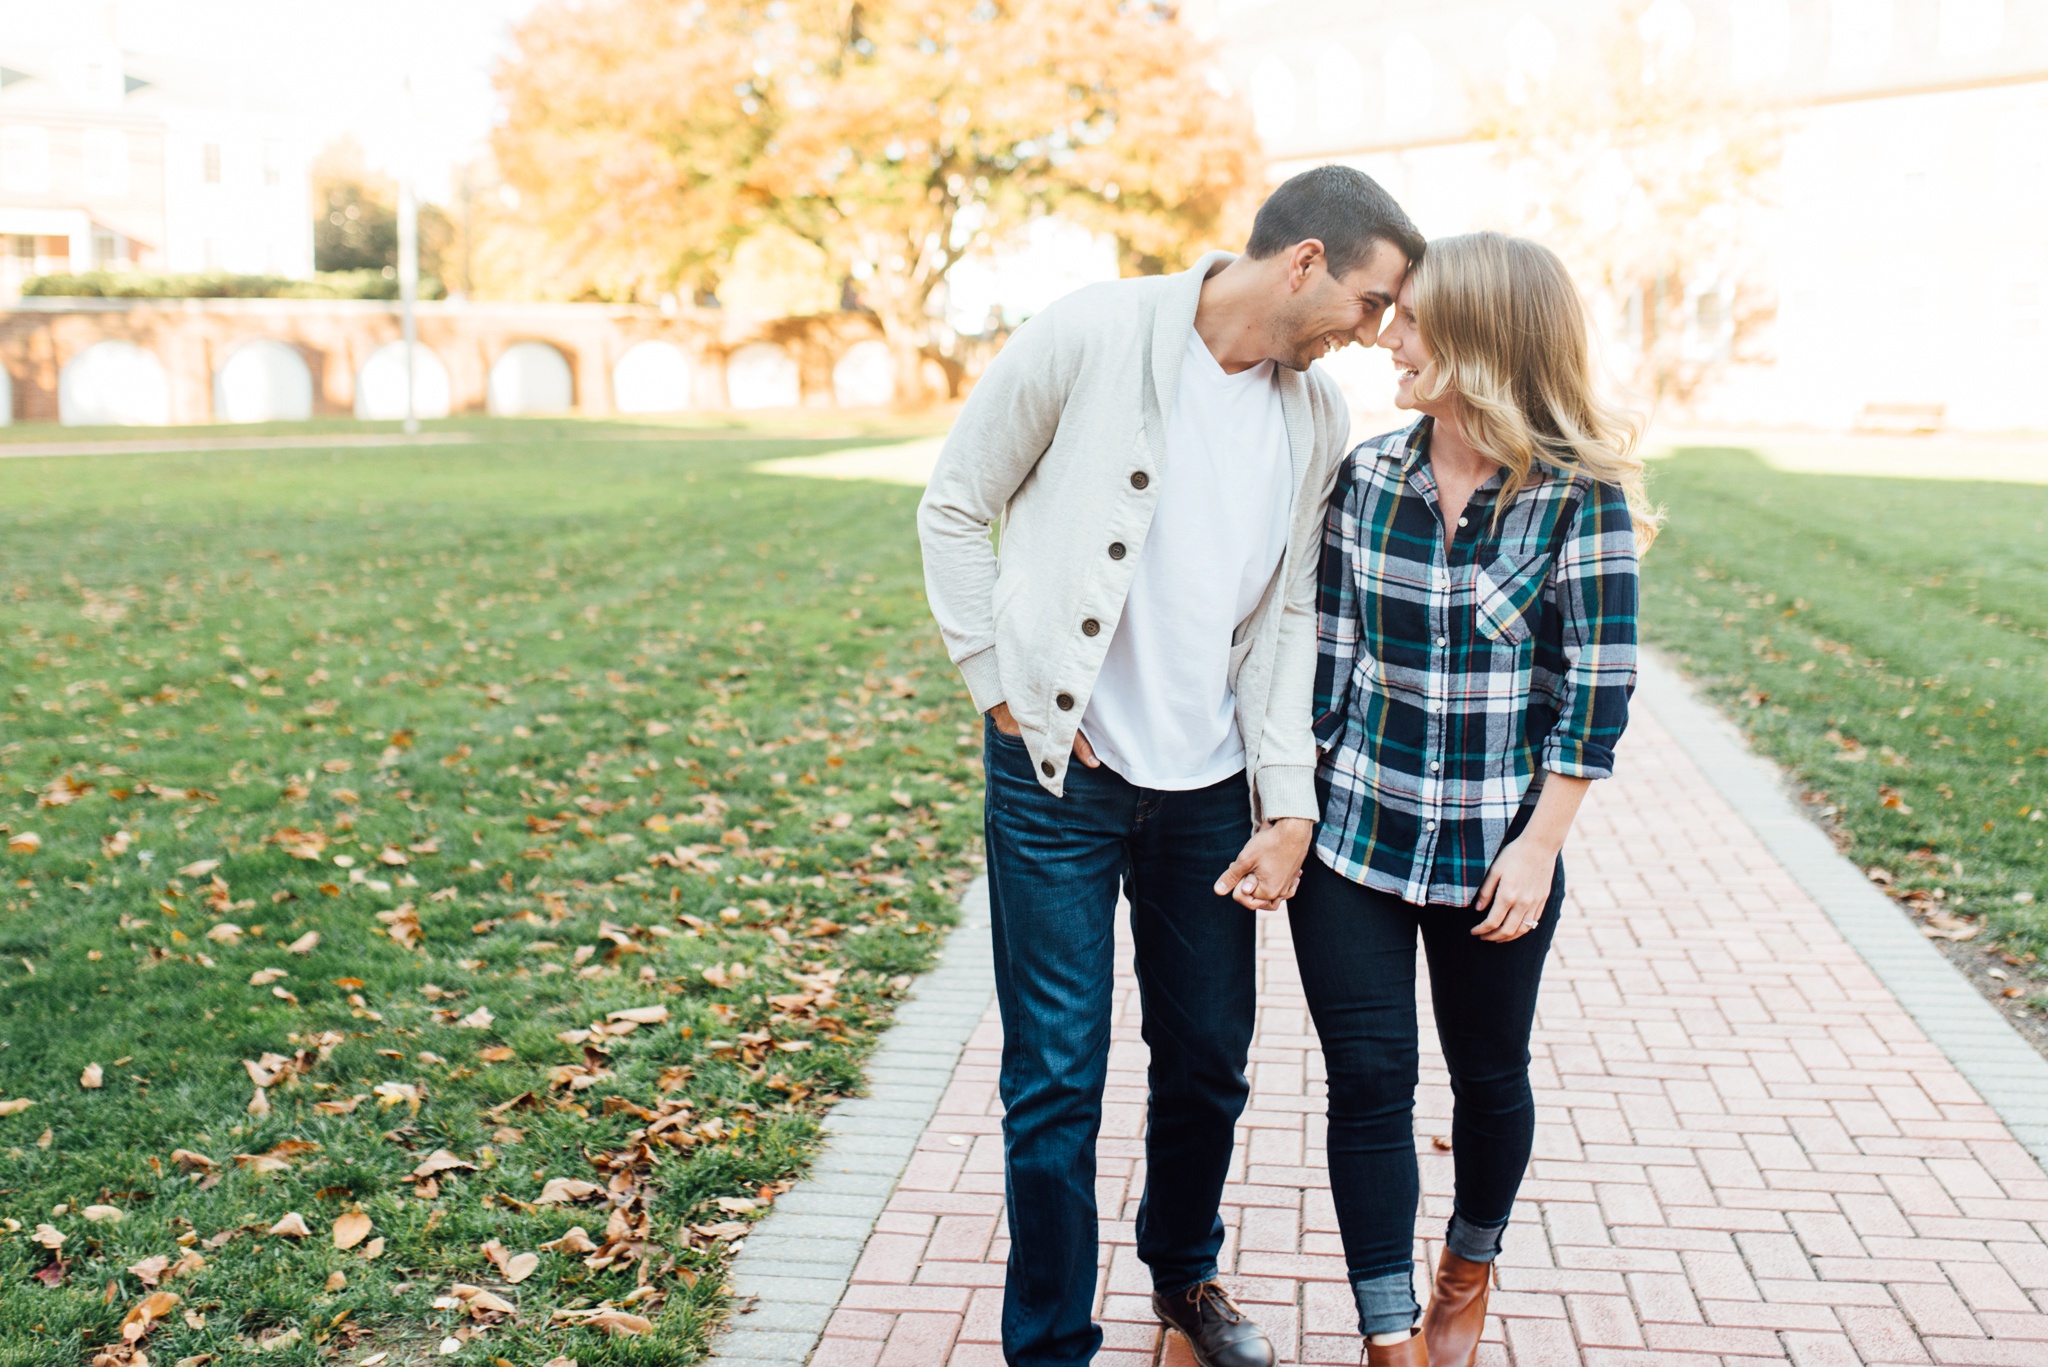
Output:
top-left (1420, 1250), bottom-right (1493, 1367)
top-left (1364, 1330), bottom-right (1428, 1366)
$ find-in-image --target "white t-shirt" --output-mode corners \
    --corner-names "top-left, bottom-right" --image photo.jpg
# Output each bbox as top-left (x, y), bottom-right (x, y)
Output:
top-left (1081, 332), bottom-right (1293, 790)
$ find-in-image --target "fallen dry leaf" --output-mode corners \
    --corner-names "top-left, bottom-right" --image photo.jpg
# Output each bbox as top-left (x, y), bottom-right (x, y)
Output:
top-left (286, 931), bottom-right (320, 954)
top-left (605, 1005), bottom-right (670, 1025)
top-left (535, 1177), bottom-right (603, 1205)
top-left (502, 1251), bottom-right (540, 1284)
top-left (170, 1149), bottom-right (216, 1172)
top-left (572, 1308), bottom-right (653, 1336)
top-left (128, 1254), bottom-right (170, 1286)
top-left (80, 1063), bottom-right (104, 1089)
top-left (477, 1046), bottom-right (516, 1063)
top-left (412, 1148), bottom-right (477, 1180)
top-left (249, 967), bottom-right (289, 986)
top-left (120, 1289), bottom-right (181, 1342)
top-left (457, 1006), bottom-right (494, 1030)
top-left (269, 1212), bottom-right (311, 1238)
top-left (7, 831), bottom-right (41, 855)
top-left (539, 1226), bottom-right (599, 1254)
top-left (373, 1080), bottom-right (421, 1110)
top-left (447, 1282), bottom-right (517, 1317)
top-left (360, 1236), bottom-right (386, 1260)
top-left (33, 1223), bottom-right (66, 1249)
top-left (246, 1086), bottom-right (271, 1117)
top-left (177, 859), bottom-right (221, 878)
top-left (205, 923), bottom-right (243, 946)
top-left (332, 1210), bottom-right (372, 1250)
top-left (83, 1204), bottom-right (123, 1223)
top-left (325, 1270), bottom-right (347, 1291)
top-left (375, 902), bottom-right (423, 950)
top-left (0, 1098), bottom-right (34, 1116)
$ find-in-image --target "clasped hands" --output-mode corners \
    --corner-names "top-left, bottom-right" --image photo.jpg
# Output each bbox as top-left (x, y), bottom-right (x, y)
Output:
top-left (989, 703), bottom-right (1312, 911)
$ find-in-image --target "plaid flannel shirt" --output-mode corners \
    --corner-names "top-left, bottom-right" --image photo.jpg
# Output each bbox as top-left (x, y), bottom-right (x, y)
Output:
top-left (1312, 418), bottom-right (1640, 906)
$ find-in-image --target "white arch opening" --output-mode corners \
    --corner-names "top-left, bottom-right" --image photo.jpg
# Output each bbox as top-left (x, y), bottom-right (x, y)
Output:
top-left (833, 339), bottom-right (898, 408)
top-left (60, 341), bottom-right (170, 426)
top-left (354, 341), bottom-right (452, 421)
top-left (612, 340), bottom-right (694, 414)
top-left (487, 341), bottom-right (575, 416)
top-left (726, 342), bottom-right (801, 409)
top-left (214, 339), bottom-right (314, 423)
top-left (0, 363), bottom-right (12, 428)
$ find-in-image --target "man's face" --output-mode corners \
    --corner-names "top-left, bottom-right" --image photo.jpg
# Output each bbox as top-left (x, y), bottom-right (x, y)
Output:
top-left (1273, 238), bottom-right (1410, 372)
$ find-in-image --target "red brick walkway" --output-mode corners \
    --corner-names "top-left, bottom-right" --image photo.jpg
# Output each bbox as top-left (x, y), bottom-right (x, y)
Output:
top-left (810, 709), bottom-right (2048, 1366)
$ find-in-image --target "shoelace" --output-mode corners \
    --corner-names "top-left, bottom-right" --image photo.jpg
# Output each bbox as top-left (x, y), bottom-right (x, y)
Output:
top-left (1184, 1281), bottom-right (1246, 1325)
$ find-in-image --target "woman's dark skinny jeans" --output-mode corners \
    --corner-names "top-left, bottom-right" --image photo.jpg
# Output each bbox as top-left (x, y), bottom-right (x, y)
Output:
top-left (1287, 852), bottom-right (1563, 1336)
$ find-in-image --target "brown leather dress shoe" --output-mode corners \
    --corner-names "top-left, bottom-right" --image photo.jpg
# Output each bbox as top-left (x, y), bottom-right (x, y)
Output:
top-left (1364, 1331), bottom-right (1428, 1366)
top-left (1420, 1250), bottom-right (1493, 1367)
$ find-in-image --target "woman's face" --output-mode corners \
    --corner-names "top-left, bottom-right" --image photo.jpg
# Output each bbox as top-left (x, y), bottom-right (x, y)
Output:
top-left (1376, 277), bottom-right (1439, 416)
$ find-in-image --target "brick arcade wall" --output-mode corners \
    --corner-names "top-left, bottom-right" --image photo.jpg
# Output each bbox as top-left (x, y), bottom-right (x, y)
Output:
top-left (0, 296), bottom-right (893, 424)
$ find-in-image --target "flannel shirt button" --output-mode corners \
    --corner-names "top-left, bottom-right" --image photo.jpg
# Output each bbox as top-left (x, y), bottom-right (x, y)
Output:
top-left (1040, 760), bottom-right (1055, 777)
top-left (1436, 636), bottom-right (1448, 647)
top-left (1108, 542), bottom-right (1127, 560)
top-left (1432, 701), bottom-right (1444, 713)
top-left (1082, 618), bottom-right (1100, 637)
top-left (1055, 692), bottom-right (1074, 711)
top-left (1425, 820), bottom-right (1437, 831)
top-left (1130, 471), bottom-right (1149, 490)
top-left (1458, 516), bottom-right (1469, 527)
top-left (1430, 762), bottom-right (1441, 772)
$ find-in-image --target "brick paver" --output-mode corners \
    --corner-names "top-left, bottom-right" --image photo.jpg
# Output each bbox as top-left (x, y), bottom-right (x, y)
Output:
top-left (807, 708), bottom-right (2048, 1365)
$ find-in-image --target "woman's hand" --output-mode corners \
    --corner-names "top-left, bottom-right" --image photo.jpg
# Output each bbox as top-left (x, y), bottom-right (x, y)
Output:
top-left (1471, 834), bottom-right (1557, 941)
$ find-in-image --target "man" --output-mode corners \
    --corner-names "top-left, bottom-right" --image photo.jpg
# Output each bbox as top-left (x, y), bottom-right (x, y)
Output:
top-left (918, 166), bottom-right (1422, 1367)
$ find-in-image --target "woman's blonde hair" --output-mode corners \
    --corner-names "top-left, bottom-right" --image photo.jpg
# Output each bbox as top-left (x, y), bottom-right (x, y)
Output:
top-left (1410, 231), bottom-right (1662, 548)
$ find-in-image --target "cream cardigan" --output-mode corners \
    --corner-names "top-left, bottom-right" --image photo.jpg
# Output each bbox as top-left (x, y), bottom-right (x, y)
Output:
top-left (916, 252), bottom-right (1351, 824)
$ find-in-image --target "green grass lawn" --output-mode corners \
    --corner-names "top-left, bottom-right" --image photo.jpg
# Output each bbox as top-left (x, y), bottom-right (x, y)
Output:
top-left (1641, 448), bottom-right (2048, 993)
top-left (0, 422), bottom-right (980, 1364)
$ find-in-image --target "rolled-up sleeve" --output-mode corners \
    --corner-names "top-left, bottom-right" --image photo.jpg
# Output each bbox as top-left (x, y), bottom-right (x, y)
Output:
top-left (1541, 481), bottom-right (1638, 779)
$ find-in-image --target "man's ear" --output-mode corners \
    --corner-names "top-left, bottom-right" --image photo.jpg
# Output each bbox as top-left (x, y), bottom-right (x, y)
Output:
top-left (1287, 239), bottom-right (1326, 292)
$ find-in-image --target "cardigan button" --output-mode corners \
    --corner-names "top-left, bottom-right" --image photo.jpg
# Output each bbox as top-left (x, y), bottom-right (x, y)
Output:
top-left (1041, 760), bottom-right (1055, 777)
top-left (1081, 618), bottom-right (1100, 636)
top-left (1108, 542), bottom-right (1126, 560)
top-left (1056, 692), bottom-right (1074, 711)
top-left (1130, 471), bottom-right (1149, 490)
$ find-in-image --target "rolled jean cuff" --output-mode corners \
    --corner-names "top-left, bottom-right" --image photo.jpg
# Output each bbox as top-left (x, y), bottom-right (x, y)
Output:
top-left (1445, 1209), bottom-right (1510, 1264)
top-left (1349, 1267), bottom-right (1419, 1337)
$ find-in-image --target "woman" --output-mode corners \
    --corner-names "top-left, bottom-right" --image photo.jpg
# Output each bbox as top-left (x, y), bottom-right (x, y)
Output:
top-left (1295, 232), bottom-right (1658, 1367)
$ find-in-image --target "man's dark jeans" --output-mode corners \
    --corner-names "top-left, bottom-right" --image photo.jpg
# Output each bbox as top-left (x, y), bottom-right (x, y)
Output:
top-left (983, 718), bottom-right (1257, 1367)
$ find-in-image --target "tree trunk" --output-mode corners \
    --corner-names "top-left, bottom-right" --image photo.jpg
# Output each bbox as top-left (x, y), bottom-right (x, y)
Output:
top-left (865, 265), bottom-right (941, 409)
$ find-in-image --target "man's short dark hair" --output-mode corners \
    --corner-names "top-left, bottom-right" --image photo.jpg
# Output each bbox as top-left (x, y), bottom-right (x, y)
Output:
top-left (1243, 165), bottom-right (1424, 277)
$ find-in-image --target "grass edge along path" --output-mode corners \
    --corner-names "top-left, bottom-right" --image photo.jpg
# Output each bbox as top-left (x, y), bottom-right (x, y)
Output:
top-left (1640, 447), bottom-right (2048, 1047)
top-left (0, 424), bottom-right (983, 1366)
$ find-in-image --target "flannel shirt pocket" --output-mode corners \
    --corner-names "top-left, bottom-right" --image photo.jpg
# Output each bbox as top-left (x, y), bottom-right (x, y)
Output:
top-left (1472, 552), bottom-right (1550, 646)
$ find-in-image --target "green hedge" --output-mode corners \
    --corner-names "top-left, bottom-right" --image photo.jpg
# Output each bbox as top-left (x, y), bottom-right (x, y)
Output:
top-left (19, 269), bottom-right (447, 300)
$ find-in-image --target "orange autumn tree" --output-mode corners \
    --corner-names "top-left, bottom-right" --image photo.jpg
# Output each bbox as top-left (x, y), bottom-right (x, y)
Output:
top-left (493, 0), bottom-right (1261, 403)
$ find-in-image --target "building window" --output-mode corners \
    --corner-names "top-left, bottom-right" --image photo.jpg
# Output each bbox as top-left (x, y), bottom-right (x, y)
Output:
top-left (203, 141), bottom-right (222, 184)
top-left (1249, 54), bottom-right (1299, 142)
top-left (1828, 0), bottom-right (1894, 75)
top-left (83, 128), bottom-right (129, 196)
top-left (0, 124), bottom-right (52, 193)
top-left (93, 229), bottom-right (121, 268)
top-left (1729, 0), bottom-right (1792, 83)
top-left (1938, 0), bottom-right (2003, 59)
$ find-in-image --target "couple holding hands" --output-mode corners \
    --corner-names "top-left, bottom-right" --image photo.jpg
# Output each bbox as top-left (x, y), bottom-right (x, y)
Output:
top-left (918, 166), bottom-right (1655, 1367)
